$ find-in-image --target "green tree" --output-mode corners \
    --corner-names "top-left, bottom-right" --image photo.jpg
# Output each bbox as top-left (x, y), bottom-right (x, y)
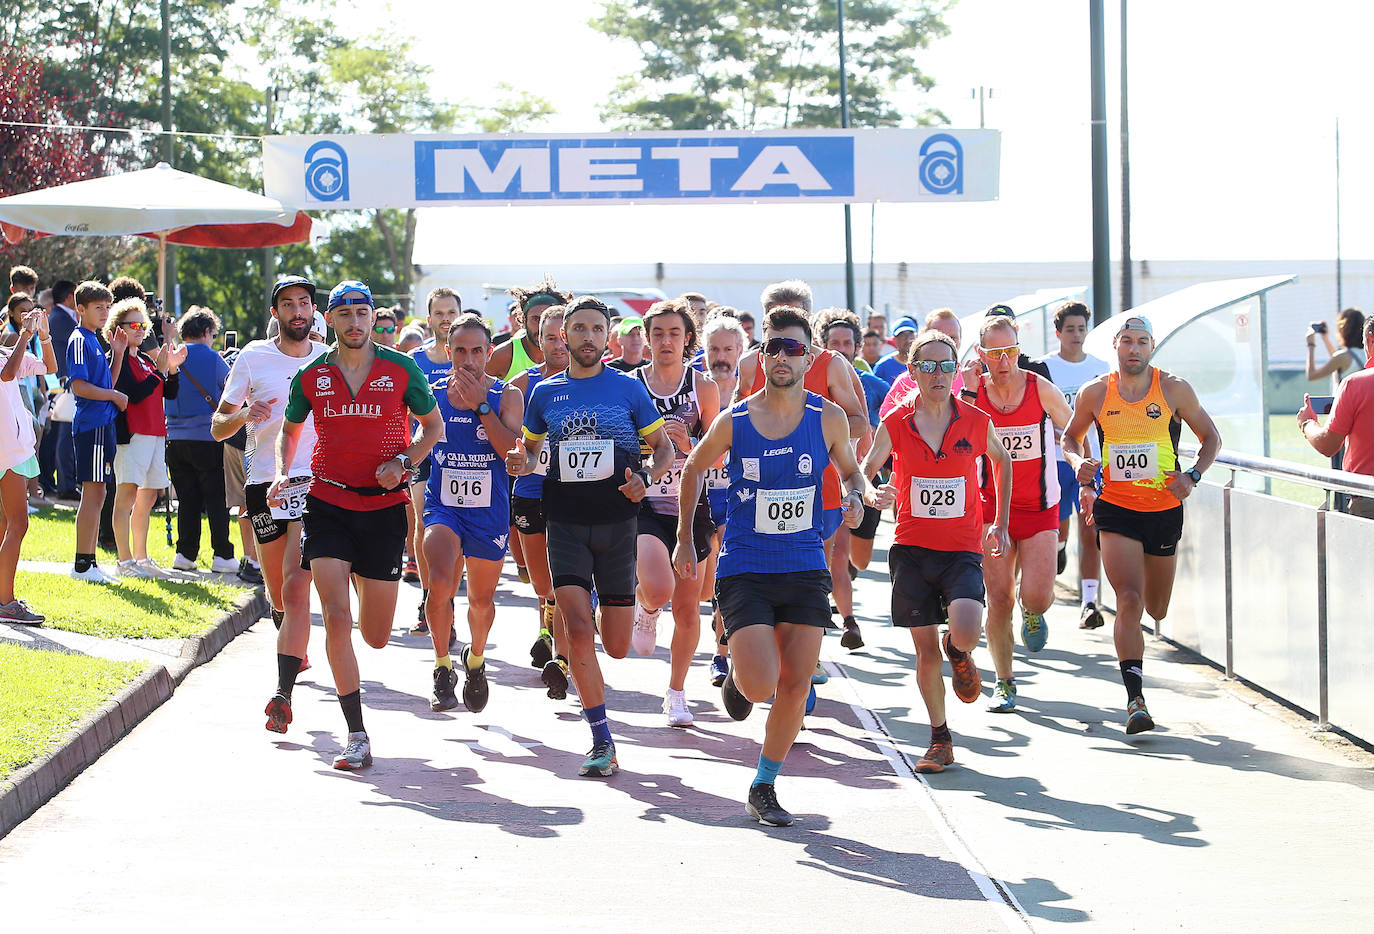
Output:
top-left (592, 0), bottom-right (952, 130)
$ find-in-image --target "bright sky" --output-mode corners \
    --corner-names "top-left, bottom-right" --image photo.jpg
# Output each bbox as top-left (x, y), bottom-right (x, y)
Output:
top-left (340, 0), bottom-right (1374, 265)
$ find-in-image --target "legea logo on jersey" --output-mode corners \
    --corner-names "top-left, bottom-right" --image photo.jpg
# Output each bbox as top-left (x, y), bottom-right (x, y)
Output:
top-left (918, 134), bottom-right (963, 195)
top-left (369, 375), bottom-right (394, 391)
top-left (304, 140), bottom-right (349, 202)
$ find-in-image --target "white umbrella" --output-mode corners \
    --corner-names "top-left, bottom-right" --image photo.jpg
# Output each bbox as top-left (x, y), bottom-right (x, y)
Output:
top-left (0, 162), bottom-right (306, 299)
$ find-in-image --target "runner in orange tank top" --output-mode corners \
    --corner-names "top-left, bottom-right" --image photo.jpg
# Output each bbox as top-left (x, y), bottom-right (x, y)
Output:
top-left (1061, 315), bottom-right (1221, 737)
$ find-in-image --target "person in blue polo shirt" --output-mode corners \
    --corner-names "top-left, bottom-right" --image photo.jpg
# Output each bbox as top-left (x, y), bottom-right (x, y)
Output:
top-left (874, 316), bottom-right (918, 384)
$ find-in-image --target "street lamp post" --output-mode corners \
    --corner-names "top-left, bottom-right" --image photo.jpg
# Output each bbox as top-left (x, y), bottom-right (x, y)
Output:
top-left (838, 0), bottom-right (856, 315)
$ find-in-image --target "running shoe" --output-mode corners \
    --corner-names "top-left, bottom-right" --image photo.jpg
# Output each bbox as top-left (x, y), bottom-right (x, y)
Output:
top-left (210, 555), bottom-right (239, 574)
top-left (530, 628), bottom-right (553, 669)
top-left (1020, 607), bottom-right (1048, 652)
top-left (1080, 602), bottom-right (1105, 630)
top-left (299, 653), bottom-right (310, 674)
top-left (264, 693), bottom-right (292, 733)
top-left (722, 666), bottom-right (754, 721)
top-left (516, 564), bottom-right (531, 584)
top-left (805, 684), bottom-right (817, 715)
top-left (811, 661), bottom-right (829, 685)
top-left (0, 599), bottom-right (44, 626)
top-left (631, 603), bottom-right (660, 657)
top-left (461, 646), bottom-right (489, 713)
top-left (171, 553), bottom-right (197, 571)
top-left (410, 620), bottom-right (430, 636)
top-left (541, 599), bottom-right (556, 632)
top-left (431, 664), bottom-right (459, 712)
top-left (840, 618), bottom-right (865, 650)
top-left (69, 564), bottom-right (116, 584)
top-left (709, 654), bottom-right (729, 687)
top-left (541, 657), bottom-right (570, 700)
top-left (943, 631), bottom-right (982, 703)
top-left (914, 740), bottom-right (955, 774)
top-left (663, 689), bottom-right (693, 727)
top-left (1126, 696), bottom-right (1156, 735)
top-left (987, 678), bottom-right (1017, 713)
top-left (117, 558), bottom-right (157, 579)
top-left (237, 557), bottom-right (263, 585)
top-left (141, 558), bottom-right (194, 581)
top-left (746, 782), bottom-right (794, 827)
top-left (333, 731), bottom-right (372, 770)
top-left (579, 740), bottom-right (618, 777)
top-left (1056, 545), bottom-right (1067, 575)
top-left (848, 562), bottom-right (860, 581)
top-left (402, 556), bottom-right (419, 583)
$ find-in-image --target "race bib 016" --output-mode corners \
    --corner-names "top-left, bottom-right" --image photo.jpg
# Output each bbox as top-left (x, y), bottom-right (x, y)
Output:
top-left (994, 423), bottom-right (1043, 461)
top-left (270, 476), bottom-right (311, 521)
top-left (559, 438), bottom-right (614, 482)
top-left (441, 468), bottom-right (491, 508)
top-left (910, 476), bottom-right (965, 519)
top-left (754, 486), bottom-right (815, 534)
top-left (1108, 442), bottom-right (1158, 482)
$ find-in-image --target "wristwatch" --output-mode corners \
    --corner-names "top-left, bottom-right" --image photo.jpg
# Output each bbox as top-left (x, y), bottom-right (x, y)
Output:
top-left (636, 469), bottom-right (651, 487)
top-left (1184, 466), bottom-right (1202, 484)
top-left (394, 453), bottom-right (414, 472)
top-left (476, 401), bottom-right (492, 416)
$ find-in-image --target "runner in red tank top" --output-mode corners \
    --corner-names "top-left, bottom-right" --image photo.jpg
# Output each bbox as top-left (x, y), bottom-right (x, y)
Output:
top-left (966, 315), bottom-right (1073, 713)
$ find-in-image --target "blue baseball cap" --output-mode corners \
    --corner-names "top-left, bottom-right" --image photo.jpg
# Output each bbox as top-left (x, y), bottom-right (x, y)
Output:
top-left (892, 316), bottom-right (918, 336)
top-left (327, 280), bottom-right (373, 311)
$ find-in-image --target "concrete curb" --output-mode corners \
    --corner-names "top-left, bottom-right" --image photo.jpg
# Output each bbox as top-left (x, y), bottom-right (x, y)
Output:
top-left (0, 587), bottom-right (267, 840)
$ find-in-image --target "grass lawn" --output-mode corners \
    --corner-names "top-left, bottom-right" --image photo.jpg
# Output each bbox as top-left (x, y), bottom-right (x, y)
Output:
top-left (21, 504), bottom-right (229, 568)
top-left (0, 643), bottom-right (145, 781)
top-left (1265, 414), bottom-right (1333, 507)
top-left (16, 570), bottom-right (246, 640)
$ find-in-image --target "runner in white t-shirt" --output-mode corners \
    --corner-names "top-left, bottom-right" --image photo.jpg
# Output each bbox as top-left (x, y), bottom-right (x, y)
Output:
top-left (211, 276), bottom-right (330, 734)
top-left (1035, 300), bottom-right (1110, 629)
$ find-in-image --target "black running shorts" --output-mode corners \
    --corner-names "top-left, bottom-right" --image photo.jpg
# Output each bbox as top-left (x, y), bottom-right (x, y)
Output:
top-left (715, 569), bottom-right (835, 641)
top-left (889, 543), bottom-right (985, 628)
top-left (545, 516), bottom-right (638, 606)
top-left (245, 481), bottom-right (291, 545)
top-left (1091, 497), bottom-right (1184, 557)
top-left (637, 501), bottom-right (712, 563)
top-left (512, 494), bottom-right (546, 537)
top-left (300, 494), bottom-right (407, 581)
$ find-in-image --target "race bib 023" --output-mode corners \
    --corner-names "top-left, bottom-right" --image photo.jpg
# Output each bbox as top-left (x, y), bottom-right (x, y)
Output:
top-left (994, 423), bottom-right (1043, 461)
top-left (559, 437), bottom-right (614, 482)
top-left (754, 486), bottom-right (815, 535)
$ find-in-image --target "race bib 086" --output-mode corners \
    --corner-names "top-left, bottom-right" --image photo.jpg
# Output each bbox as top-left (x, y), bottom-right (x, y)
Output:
top-left (754, 486), bottom-right (814, 534)
top-left (994, 424), bottom-right (1043, 461)
top-left (1108, 442), bottom-right (1158, 482)
top-left (441, 468), bottom-right (490, 508)
top-left (910, 476), bottom-right (965, 519)
top-left (270, 476), bottom-right (311, 521)
top-left (559, 438), bottom-right (614, 482)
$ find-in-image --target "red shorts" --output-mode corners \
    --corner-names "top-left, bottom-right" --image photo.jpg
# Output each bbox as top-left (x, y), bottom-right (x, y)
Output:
top-left (1008, 505), bottom-right (1060, 543)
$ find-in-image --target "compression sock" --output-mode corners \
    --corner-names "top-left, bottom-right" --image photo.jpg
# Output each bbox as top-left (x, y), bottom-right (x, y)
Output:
top-left (276, 654), bottom-right (302, 701)
top-left (436, 654), bottom-right (452, 669)
top-left (1120, 659), bottom-right (1144, 703)
top-left (842, 615), bottom-right (856, 628)
top-left (74, 553), bottom-right (95, 572)
top-left (584, 703), bottom-right (612, 746)
top-left (338, 689), bottom-right (366, 734)
top-left (465, 651), bottom-right (484, 670)
top-left (945, 639), bottom-right (969, 662)
top-left (271, 608), bottom-right (284, 630)
top-left (753, 754), bottom-right (783, 787)
top-left (931, 722), bottom-right (952, 745)
top-left (1082, 579), bottom-right (1100, 606)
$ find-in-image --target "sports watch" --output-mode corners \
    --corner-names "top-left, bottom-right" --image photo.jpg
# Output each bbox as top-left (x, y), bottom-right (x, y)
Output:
top-left (394, 453), bottom-right (414, 472)
top-left (476, 401), bottom-right (492, 416)
top-left (1184, 466), bottom-right (1202, 484)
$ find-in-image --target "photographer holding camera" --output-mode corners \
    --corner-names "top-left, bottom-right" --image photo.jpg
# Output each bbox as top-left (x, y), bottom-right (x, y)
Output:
top-left (1306, 308), bottom-right (1366, 393)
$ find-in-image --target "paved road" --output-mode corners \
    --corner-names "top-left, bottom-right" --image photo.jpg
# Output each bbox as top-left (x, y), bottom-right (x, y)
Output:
top-left (2, 531), bottom-right (1371, 930)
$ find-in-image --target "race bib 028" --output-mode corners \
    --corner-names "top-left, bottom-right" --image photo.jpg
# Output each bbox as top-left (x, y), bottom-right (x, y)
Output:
top-left (910, 476), bottom-right (965, 519)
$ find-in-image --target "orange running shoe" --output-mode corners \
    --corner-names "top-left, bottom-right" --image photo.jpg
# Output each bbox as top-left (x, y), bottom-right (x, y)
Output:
top-left (944, 631), bottom-right (982, 703)
top-left (915, 740), bottom-right (955, 773)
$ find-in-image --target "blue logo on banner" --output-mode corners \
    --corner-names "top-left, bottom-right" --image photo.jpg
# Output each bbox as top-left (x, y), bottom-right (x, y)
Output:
top-left (918, 134), bottom-right (963, 195)
top-left (412, 136), bottom-right (855, 202)
top-left (304, 140), bottom-right (349, 201)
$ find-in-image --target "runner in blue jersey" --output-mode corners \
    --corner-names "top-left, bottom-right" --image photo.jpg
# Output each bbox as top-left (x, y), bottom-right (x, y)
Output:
top-left (507, 295), bottom-right (673, 778)
top-left (422, 314), bottom-right (523, 714)
top-left (675, 306), bottom-right (870, 827)
top-left (508, 306), bottom-right (573, 699)
top-left (407, 286), bottom-right (462, 634)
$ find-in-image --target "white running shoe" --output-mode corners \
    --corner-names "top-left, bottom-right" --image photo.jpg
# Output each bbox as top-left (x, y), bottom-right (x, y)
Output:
top-left (210, 556), bottom-right (239, 574)
top-left (171, 554), bottom-right (197, 571)
top-left (631, 603), bottom-right (660, 657)
top-left (663, 689), bottom-right (694, 727)
top-left (117, 559), bottom-right (157, 579)
top-left (333, 731), bottom-right (372, 770)
top-left (70, 564), bottom-right (117, 583)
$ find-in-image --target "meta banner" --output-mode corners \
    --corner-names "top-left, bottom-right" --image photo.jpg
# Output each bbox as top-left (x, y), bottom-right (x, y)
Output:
top-left (262, 129), bottom-right (999, 208)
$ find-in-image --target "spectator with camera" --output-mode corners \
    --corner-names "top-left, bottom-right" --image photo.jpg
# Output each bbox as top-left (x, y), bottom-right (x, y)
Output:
top-left (1306, 309), bottom-right (1366, 392)
top-left (1299, 315), bottom-right (1374, 519)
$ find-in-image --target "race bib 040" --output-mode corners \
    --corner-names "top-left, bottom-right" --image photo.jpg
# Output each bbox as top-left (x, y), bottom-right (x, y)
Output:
top-left (441, 468), bottom-right (491, 508)
top-left (754, 486), bottom-right (815, 534)
top-left (1107, 442), bottom-right (1158, 482)
top-left (911, 476), bottom-right (965, 519)
top-left (270, 476), bottom-right (311, 521)
top-left (559, 438), bottom-right (614, 482)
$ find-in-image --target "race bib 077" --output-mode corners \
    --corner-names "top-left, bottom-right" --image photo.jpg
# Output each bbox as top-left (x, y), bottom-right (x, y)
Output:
top-left (559, 438), bottom-right (614, 482)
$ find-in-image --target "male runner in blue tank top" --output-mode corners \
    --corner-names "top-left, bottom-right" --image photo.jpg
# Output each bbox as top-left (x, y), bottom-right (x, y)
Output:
top-left (674, 306), bottom-right (871, 827)
top-left (507, 296), bottom-right (674, 778)
top-left (422, 314), bottom-right (524, 713)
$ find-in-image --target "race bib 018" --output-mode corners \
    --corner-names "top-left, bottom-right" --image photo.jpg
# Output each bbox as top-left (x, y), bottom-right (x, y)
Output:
top-left (270, 476), bottom-right (311, 521)
top-left (910, 476), bottom-right (965, 519)
top-left (441, 468), bottom-right (491, 508)
top-left (559, 438), bottom-right (614, 482)
top-left (994, 423), bottom-right (1043, 461)
top-left (1107, 442), bottom-right (1158, 482)
top-left (705, 465), bottom-right (730, 491)
top-left (754, 486), bottom-right (815, 534)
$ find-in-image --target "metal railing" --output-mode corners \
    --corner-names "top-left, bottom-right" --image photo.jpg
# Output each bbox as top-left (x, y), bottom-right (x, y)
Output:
top-left (1169, 445), bottom-right (1374, 743)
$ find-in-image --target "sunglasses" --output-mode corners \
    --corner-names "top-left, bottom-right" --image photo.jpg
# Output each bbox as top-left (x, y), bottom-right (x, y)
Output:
top-left (913, 359), bottom-right (959, 374)
top-left (762, 337), bottom-right (808, 358)
top-left (979, 344), bottom-right (1020, 360)
top-left (373, 324), bottom-right (397, 334)
top-left (123, 320), bottom-right (148, 331)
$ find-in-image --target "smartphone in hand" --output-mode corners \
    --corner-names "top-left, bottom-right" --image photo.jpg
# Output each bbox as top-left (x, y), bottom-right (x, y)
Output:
top-left (1310, 395), bottom-right (1335, 415)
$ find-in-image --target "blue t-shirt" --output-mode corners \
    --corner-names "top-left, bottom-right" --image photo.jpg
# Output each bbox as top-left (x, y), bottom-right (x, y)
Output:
top-left (410, 344), bottom-right (449, 388)
top-left (425, 377), bottom-right (509, 522)
top-left (523, 366), bottom-right (665, 525)
top-left (874, 353), bottom-right (907, 385)
top-left (164, 343), bottom-right (229, 441)
top-left (512, 366), bottom-right (551, 499)
top-left (67, 326), bottom-right (116, 433)
top-left (716, 392), bottom-right (831, 578)
top-left (859, 370), bottom-right (891, 428)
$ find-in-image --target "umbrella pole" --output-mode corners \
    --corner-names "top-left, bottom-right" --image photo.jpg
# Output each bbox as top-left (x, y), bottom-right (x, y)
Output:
top-left (157, 233), bottom-right (167, 305)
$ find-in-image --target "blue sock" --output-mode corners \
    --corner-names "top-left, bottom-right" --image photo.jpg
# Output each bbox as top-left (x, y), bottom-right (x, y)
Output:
top-left (584, 703), bottom-right (612, 746)
top-left (753, 754), bottom-right (783, 787)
